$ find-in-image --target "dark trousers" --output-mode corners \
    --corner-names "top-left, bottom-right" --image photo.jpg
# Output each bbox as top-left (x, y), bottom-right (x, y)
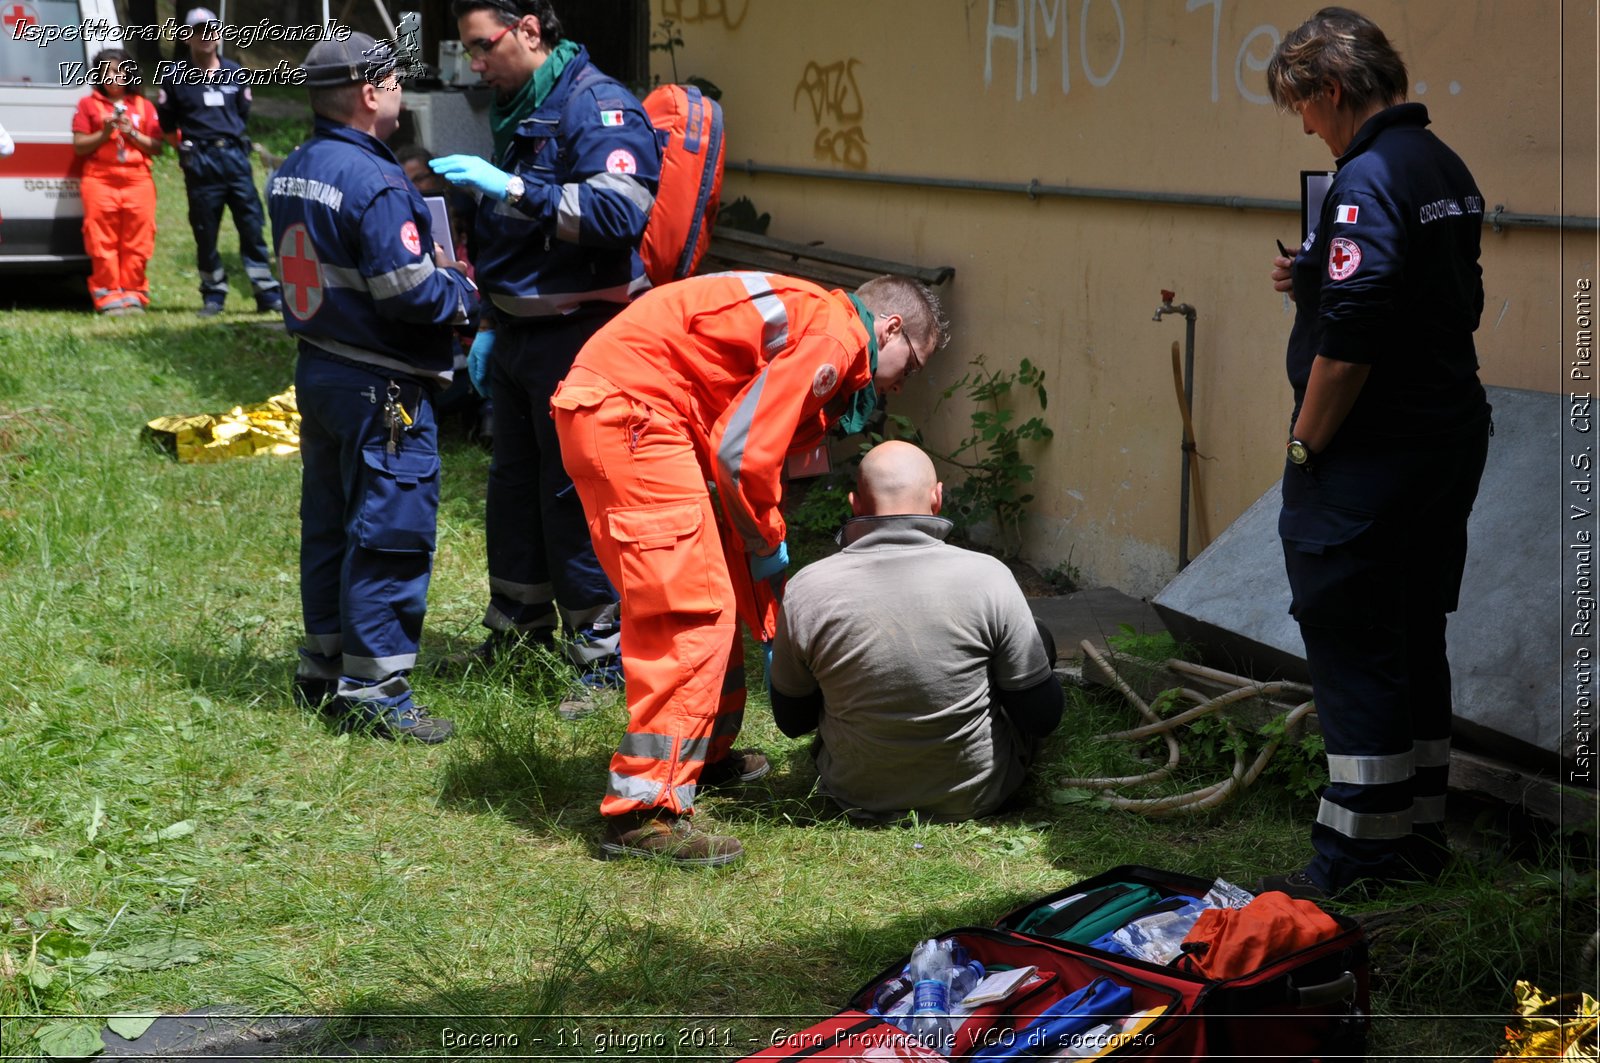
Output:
top-left (182, 141), bottom-right (279, 300)
top-left (295, 351), bottom-right (439, 709)
top-left (1280, 415), bottom-right (1490, 892)
top-left (483, 308), bottom-right (620, 656)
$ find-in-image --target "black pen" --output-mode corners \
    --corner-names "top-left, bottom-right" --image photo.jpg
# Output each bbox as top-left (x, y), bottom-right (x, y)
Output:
top-left (1276, 239), bottom-right (1291, 257)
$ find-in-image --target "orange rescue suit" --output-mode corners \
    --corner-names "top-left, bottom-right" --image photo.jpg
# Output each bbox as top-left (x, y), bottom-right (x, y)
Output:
top-left (71, 92), bottom-right (160, 310)
top-left (552, 272), bottom-right (874, 818)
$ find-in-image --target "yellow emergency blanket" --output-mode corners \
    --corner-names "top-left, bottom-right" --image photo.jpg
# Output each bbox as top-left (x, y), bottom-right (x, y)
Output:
top-left (145, 387), bottom-right (300, 464)
top-left (1498, 979), bottom-right (1598, 1061)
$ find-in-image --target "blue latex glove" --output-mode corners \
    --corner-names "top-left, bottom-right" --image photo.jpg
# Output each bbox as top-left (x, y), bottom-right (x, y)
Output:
top-left (429, 154), bottom-right (513, 201)
top-left (468, 329), bottom-right (496, 398)
top-left (749, 540), bottom-right (789, 583)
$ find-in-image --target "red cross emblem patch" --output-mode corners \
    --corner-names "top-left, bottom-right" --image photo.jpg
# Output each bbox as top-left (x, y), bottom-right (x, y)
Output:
top-left (811, 363), bottom-right (839, 398)
top-left (278, 223), bottom-right (324, 321)
top-left (605, 149), bottom-right (637, 175)
top-left (400, 220), bottom-right (421, 256)
top-left (1327, 237), bottom-right (1362, 281)
top-left (3, 3), bottom-right (38, 33)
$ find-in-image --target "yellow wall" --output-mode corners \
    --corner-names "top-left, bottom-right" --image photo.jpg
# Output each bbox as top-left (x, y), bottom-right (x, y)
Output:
top-left (654, 0), bottom-right (1596, 595)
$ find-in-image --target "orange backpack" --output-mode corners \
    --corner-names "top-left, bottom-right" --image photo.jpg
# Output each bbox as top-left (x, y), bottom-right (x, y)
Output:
top-left (639, 84), bottom-right (725, 287)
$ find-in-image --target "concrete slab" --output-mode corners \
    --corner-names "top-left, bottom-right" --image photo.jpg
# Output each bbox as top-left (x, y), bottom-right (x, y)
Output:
top-left (1152, 386), bottom-right (1566, 767)
top-left (1030, 586), bottom-right (1167, 661)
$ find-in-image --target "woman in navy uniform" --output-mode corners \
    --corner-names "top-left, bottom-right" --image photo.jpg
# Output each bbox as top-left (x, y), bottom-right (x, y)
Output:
top-left (1263, 7), bottom-right (1491, 898)
top-left (270, 34), bottom-right (478, 742)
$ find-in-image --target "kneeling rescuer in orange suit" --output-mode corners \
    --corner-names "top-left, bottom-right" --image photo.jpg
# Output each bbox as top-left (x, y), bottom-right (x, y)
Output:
top-left (552, 271), bottom-right (948, 865)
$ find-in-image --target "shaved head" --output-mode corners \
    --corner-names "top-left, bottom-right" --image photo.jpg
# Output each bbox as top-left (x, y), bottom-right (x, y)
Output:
top-left (852, 441), bottom-right (942, 517)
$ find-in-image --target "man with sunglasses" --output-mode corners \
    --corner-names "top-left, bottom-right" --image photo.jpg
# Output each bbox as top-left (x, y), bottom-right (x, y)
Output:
top-left (427, 1), bottom-right (660, 710)
top-left (155, 7), bottom-right (282, 317)
top-left (550, 272), bottom-right (947, 865)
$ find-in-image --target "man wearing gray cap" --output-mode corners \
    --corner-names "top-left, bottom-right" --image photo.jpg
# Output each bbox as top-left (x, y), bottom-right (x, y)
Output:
top-left (155, 7), bottom-right (282, 317)
top-left (269, 34), bottom-right (478, 743)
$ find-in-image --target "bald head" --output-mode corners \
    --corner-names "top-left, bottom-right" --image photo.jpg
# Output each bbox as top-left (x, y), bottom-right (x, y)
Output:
top-left (851, 441), bottom-right (943, 517)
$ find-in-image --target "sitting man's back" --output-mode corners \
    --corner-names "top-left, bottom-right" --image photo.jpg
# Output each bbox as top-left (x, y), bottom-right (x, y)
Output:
top-left (769, 441), bottom-right (1063, 821)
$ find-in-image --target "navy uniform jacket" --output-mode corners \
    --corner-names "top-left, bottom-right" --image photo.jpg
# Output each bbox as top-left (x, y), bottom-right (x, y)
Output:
top-left (155, 58), bottom-right (251, 143)
top-left (268, 117), bottom-right (477, 385)
top-left (1287, 103), bottom-right (1488, 441)
top-left (474, 46), bottom-right (660, 321)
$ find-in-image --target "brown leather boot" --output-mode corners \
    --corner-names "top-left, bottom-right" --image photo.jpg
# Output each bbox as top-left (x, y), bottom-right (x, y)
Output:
top-left (699, 748), bottom-right (771, 789)
top-left (599, 811), bottom-right (743, 867)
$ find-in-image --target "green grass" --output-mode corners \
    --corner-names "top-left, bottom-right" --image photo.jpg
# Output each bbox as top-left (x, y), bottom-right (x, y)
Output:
top-left (0, 146), bottom-right (1589, 1062)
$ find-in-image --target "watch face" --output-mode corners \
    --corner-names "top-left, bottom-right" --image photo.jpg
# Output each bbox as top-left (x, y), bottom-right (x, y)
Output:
top-left (1288, 441), bottom-right (1310, 465)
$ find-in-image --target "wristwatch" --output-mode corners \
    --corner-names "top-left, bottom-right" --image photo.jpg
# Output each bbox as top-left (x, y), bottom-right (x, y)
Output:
top-left (503, 174), bottom-right (525, 206)
top-left (1287, 438), bottom-right (1315, 470)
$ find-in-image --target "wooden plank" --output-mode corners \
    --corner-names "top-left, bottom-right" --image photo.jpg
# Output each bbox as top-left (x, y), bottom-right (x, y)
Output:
top-left (1449, 749), bottom-right (1598, 827)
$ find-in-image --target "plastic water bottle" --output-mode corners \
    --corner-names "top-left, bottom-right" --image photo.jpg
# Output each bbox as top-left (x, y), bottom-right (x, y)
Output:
top-left (907, 939), bottom-right (955, 1054)
top-left (939, 939), bottom-right (986, 1003)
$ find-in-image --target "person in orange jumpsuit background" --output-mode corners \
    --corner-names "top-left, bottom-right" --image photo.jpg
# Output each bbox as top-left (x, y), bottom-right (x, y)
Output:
top-left (551, 271), bottom-right (948, 866)
top-left (71, 48), bottom-right (162, 316)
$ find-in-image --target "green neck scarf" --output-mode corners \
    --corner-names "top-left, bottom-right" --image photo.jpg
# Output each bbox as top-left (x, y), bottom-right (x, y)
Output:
top-left (837, 295), bottom-right (881, 436)
top-left (490, 38), bottom-right (581, 162)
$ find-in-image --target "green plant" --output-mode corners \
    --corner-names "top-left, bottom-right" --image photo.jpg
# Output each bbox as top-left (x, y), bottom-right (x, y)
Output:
top-left (930, 355), bottom-right (1052, 557)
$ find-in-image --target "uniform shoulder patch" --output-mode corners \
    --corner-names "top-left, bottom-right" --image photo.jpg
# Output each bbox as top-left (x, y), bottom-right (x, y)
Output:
top-left (599, 109), bottom-right (626, 127)
top-left (400, 220), bottom-right (422, 256)
top-left (1327, 237), bottom-right (1362, 281)
top-left (1334, 204), bottom-right (1359, 224)
top-left (811, 363), bottom-right (840, 398)
top-left (605, 149), bottom-right (638, 175)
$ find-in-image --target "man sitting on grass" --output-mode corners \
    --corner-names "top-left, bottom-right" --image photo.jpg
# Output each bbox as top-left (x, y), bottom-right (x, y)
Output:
top-left (768, 441), bottom-right (1064, 822)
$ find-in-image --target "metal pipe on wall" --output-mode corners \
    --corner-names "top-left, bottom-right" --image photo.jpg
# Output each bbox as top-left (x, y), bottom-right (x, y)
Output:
top-left (733, 160), bottom-right (1600, 232)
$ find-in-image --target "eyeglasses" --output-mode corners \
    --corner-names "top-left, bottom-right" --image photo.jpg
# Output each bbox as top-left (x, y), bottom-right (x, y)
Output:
top-left (902, 334), bottom-right (928, 377)
top-left (464, 25), bottom-right (512, 60)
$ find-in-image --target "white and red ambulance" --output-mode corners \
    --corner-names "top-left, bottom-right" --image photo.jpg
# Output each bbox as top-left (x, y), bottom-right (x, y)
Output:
top-left (0, 0), bottom-right (121, 274)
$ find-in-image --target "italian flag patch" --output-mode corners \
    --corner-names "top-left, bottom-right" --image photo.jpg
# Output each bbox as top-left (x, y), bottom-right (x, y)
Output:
top-left (600, 110), bottom-right (625, 127)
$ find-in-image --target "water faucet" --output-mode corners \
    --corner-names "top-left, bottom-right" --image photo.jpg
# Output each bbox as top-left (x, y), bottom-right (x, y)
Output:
top-left (1153, 289), bottom-right (1196, 322)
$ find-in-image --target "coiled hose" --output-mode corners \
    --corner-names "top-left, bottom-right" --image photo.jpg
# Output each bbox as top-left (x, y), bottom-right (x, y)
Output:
top-left (1060, 640), bottom-right (1317, 816)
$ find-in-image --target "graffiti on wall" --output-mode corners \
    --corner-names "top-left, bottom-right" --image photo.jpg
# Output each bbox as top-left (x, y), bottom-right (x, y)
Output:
top-left (794, 58), bottom-right (869, 170)
top-left (983, 0), bottom-right (1282, 105)
top-left (660, 0), bottom-right (749, 30)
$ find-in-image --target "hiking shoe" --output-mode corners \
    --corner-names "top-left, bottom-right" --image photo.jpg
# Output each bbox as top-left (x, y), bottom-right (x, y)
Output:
top-left (556, 662), bottom-right (624, 720)
top-left (256, 291), bottom-right (283, 313)
top-left (700, 748), bottom-right (771, 789)
top-left (197, 299), bottom-right (225, 318)
top-left (430, 629), bottom-right (551, 676)
top-left (344, 703), bottom-right (456, 744)
top-left (292, 675), bottom-right (337, 712)
top-left (1257, 869), bottom-right (1329, 902)
top-left (599, 811), bottom-right (743, 867)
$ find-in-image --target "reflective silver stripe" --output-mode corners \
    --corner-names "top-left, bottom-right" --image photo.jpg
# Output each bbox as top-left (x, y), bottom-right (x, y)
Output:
top-left (245, 263), bottom-right (277, 282)
top-left (712, 712), bottom-right (744, 739)
top-left (489, 280), bottom-right (644, 317)
top-left (295, 656), bottom-right (340, 681)
top-left (1412, 795), bottom-right (1447, 824)
top-left (1316, 797), bottom-right (1412, 840)
top-left (320, 263), bottom-right (368, 290)
top-left (369, 259), bottom-right (438, 300)
top-left (556, 183), bottom-right (582, 243)
top-left (483, 602), bottom-right (557, 637)
top-left (673, 783), bottom-right (697, 811)
top-left (566, 629), bottom-right (619, 668)
top-left (717, 368), bottom-right (772, 551)
top-left (1326, 752), bottom-right (1413, 786)
top-left (1413, 738), bottom-right (1451, 768)
top-left (736, 271), bottom-right (790, 353)
top-left (561, 601), bottom-right (619, 631)
top-left (606, 771), bottom-right (664, 806)
top-left (339, 673), bottom-right (411, 700)
top-left (679, 736), bottom-right (712, 763)
top-left (489, 577), bottom-right (555, 606)
top-left (302, 632), bottom-right (342, 656)
top-left (343, 651), bottom-right (417, 680)
top-left (616, 731), bottom-right (676, 761)
top-left (300, 337), bottom-right (453, 388)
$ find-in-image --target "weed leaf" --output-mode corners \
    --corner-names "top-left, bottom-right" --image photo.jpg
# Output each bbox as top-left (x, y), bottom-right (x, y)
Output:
top-left (35, 1021), bottom-right (103, 1058)
top-left (105, 1014), bottom-right (159, 1040)
top-left (140, 819), bottom-right (195, 844)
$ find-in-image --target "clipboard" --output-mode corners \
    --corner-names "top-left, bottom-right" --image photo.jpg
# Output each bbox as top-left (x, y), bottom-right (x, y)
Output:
top-left (1299, 170), bottom-right (1336, 243)
top-left (423, 195), bottom-right (454, 254)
